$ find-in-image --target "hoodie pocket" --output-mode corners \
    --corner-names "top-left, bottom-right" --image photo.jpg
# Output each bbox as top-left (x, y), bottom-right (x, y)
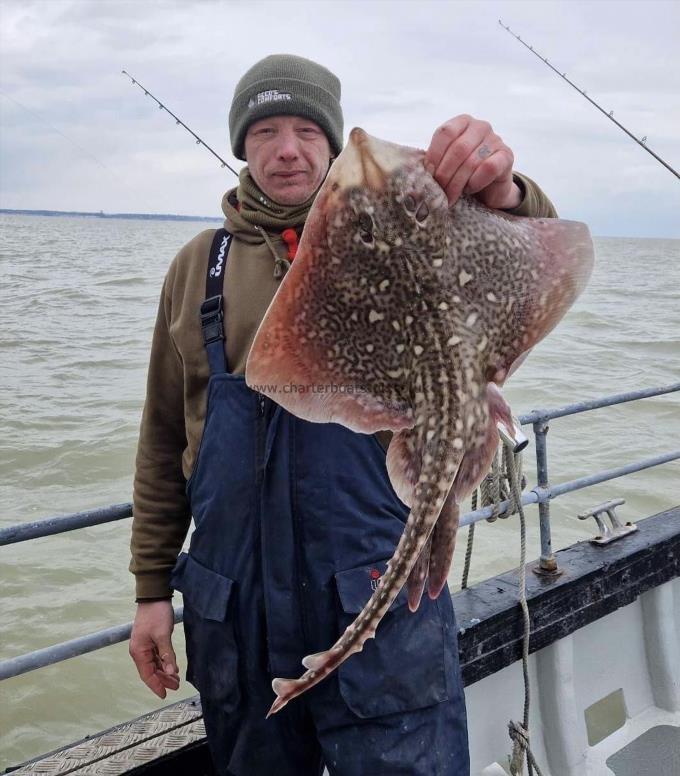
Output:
top-left (171, 552), bottom-right (240, 709)
top-left (334, 559), bottom-right (449, 718)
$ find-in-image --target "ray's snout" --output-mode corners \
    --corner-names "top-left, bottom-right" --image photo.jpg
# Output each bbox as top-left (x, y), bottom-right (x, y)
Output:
top-left (348, 126), bottom-right (386, 191)
top-left (349, 127), bottom-right (370, 146)
top-left (328, 127), bottom-right (422, 195)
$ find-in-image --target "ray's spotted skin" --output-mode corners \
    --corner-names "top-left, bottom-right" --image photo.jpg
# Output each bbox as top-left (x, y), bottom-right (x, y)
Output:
top-left (246, 128), bottom-right (594, 716)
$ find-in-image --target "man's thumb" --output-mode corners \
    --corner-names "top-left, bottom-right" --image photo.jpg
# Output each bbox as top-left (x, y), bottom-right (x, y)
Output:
top-left (156, 636), bottom-right (178, 674)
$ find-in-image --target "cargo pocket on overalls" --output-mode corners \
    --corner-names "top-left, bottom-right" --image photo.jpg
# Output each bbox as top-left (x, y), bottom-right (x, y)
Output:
top-left (171, 552), bottom-right (241, 710)
top-left (334, 559), bottom-right (449, 718)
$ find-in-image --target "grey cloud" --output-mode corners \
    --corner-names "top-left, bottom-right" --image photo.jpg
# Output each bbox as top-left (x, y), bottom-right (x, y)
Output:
top-left (1, 0), bottom-right (678, 236)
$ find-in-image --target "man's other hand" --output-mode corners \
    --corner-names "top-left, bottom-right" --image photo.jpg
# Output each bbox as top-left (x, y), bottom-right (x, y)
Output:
top-left (425, 115), bottom-right (522, 210)
top-left (129, 600), bottom-right (180, 699)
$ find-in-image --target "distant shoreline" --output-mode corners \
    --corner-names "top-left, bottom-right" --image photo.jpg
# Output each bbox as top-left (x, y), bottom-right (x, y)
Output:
top-left (1, 209), bottom-right (676, 240)
top-left (0, 208), bottom-right (222, 223)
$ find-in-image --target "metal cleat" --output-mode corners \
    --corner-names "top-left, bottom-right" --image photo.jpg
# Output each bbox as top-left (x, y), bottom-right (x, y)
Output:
top-left (577, 498), bottom-right (638, 545)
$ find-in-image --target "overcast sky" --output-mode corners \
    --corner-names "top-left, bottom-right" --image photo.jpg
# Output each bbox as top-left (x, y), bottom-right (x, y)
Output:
top-left (1, 0), bottom-right (678, 237)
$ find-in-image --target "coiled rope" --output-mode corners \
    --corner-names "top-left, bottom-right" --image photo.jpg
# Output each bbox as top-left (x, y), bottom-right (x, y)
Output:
top-left (461, 447), bottom-right (525, 589)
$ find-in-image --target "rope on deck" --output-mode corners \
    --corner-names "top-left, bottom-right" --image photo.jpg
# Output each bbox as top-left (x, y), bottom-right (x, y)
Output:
top-left (460, 443), bottom-right (545, 775)
top-left (505, 445), bottom-right (544, 776)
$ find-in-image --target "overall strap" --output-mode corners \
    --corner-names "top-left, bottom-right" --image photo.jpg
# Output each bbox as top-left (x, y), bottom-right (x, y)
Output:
top-left (200, 229), bottom-right (233, 375)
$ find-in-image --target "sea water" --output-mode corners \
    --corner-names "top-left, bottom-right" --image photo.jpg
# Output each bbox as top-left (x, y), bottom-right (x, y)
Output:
top-left (1, 213), bottom-right (678, 767)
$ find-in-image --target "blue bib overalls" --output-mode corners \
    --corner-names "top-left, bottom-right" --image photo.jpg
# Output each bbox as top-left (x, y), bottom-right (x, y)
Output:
top-left (170, 231), bottom-right (470, 776)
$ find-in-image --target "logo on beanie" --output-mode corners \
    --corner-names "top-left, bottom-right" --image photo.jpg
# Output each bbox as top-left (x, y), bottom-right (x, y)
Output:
top-left (248, 89), bottom-right (293, 109)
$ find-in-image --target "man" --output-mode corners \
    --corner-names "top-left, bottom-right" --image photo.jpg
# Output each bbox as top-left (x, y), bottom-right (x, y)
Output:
top-left (129, 54), bottom-right (556, 776)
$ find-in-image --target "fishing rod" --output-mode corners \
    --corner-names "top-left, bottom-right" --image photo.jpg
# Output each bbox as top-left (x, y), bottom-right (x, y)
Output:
top-left (121, 70), bottom-right (240, 178)
top-left (1, 90), bottom-right (114, 174)
top-left (498, 20), bottom-right (679, 181)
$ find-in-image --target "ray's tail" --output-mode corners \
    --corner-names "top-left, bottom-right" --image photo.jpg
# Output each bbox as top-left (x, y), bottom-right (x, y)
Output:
top-left (267, 438), bottom-right (459, 716)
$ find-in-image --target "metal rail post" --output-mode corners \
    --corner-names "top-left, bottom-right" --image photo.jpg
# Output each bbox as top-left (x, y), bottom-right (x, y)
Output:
top-left (533, 420), bottom-right (559, 575)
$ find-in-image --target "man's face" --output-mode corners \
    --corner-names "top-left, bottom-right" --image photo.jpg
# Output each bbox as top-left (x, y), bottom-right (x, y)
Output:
top-left (244, 115), bottom-right (332, 206)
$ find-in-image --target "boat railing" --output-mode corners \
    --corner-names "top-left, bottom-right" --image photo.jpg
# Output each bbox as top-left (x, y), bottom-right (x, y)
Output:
top-left (1, 381), bottom-right (679, 682)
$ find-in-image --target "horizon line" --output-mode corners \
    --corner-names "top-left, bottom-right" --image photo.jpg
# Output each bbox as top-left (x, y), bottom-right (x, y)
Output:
top-left (1, 208), bottom-right (677, 240)
top-left (0, 207), bottom-right (222, 222)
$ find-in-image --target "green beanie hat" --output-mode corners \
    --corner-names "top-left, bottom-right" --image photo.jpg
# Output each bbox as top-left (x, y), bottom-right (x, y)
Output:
top-left (229, 54), bottom-right (343, 161)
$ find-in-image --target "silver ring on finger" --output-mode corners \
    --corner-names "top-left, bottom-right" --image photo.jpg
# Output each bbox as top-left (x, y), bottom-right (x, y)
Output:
top-left (477, 145), bottom-right (493, 160)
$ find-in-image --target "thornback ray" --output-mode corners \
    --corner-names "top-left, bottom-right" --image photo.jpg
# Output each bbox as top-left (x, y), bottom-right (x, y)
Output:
top-left (246, 127), bottom-right (594, 716)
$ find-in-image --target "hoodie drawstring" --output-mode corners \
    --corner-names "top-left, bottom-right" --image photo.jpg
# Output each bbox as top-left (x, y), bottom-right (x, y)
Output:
top-left (256, 225), bottom-right (298, 280)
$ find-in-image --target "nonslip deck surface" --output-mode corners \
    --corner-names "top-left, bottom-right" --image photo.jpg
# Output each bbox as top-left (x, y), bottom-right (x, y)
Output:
top-left (5, 698), bottom-right (212, 775)
top-left (606, 725), bottom-right (680, 776)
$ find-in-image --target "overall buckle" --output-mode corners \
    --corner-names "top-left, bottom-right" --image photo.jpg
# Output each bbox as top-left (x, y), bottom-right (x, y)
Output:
top-left (200, 295), bottom-right (224, 345)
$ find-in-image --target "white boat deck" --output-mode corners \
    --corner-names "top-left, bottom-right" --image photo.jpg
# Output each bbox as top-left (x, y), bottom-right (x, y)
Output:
top-left (470, 577), bottom-right (680, 775)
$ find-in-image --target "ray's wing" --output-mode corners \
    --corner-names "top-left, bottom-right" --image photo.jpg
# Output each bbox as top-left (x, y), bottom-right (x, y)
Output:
top-left (245, 202), bottom-right (414, 435)
top-left (481, 211), bottom-right (594, 381)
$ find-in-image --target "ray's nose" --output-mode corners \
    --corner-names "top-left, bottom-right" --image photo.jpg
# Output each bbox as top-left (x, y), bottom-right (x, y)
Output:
top-left (349, 127), bottom-right (369, 146)
top-left (349, 127), bottom-right (386, 190)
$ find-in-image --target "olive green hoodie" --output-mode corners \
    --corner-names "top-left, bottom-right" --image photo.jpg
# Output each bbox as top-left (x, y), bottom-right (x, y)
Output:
top-left (129, 170), bottom-right (557, 600)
